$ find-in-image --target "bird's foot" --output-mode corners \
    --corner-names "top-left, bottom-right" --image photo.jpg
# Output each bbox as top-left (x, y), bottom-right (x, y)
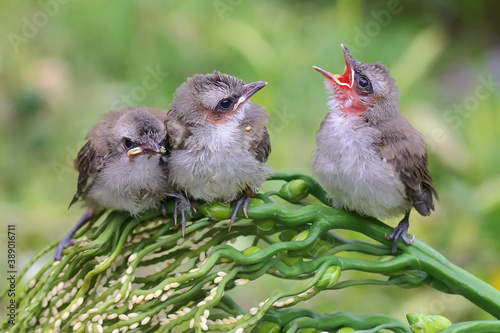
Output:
top-left (385, 212), bottom-right (414, 253)
top-left (160, 200), bottom-right (168, 217)
top-left (54, 238), bottom-right (77, 261)
top-left (54, 208), bottom-right (96, 261)
top-left (229, 195), bottom-right (252, 230)
top-left (174, 197), bottom-right (194, 237)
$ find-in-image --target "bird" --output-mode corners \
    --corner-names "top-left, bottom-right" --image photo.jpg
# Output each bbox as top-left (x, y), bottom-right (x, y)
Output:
top-left (165, 71), bottom-right (272, 234)
top-left (54, 107), bottom-right (170, 261)
top-left (312, 44), bottom-right (437, 253)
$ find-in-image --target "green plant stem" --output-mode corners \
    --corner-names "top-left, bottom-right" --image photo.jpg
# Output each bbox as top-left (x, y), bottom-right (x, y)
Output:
top-left (243, 201), bottom-right (500, 318)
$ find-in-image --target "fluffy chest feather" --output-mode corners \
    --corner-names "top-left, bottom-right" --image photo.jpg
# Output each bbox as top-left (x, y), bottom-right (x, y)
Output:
top-left (88, 154), bottom-right (168, 214)
top-left (169, 121), bottom-right (270, 201)
top-left (313, 112), bottom-right (409, 218)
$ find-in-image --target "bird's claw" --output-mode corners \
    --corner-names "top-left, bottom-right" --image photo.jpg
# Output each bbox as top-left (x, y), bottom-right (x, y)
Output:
top-left (54, 238), bottom-right (77, 261)
top-left (54, 208), bottom-right (96, 261)
top-left (174, 198), bottom-right (193, 237)
top-left (386, 215), bottom-right (413, 253)
top-left (181, 209), bottom-right (186, 237)
top-left (161, 200), bottom-right (168, 217)
top-left (174, 200), bottom-right (179, 225)
top-left (229, 195), bottom-right (252, 230)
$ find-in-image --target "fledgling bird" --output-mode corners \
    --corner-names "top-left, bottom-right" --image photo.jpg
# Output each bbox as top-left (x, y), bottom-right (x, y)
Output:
top-left (54, 107), bottom-right (170, 261)
top-left (312, 45), bottom-right (437, 253)
top-left (166, 71), bottom-right (272, 233)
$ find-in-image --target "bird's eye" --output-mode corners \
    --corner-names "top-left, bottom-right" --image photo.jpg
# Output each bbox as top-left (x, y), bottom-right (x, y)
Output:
top-left (355, 73), bottom-right (373, 95)
top-left (123, 138), bottom-right (134, 149)
top-left (358, 75), bottom-right (370, 87)
top-left (218, 98), bottom-right (233, 110)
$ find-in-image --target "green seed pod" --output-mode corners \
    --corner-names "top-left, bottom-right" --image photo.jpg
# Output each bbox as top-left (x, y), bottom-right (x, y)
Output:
top-left (280, 229), bottom-right (299, 242)
top-left (278, 251), bottom-right (302, 266)
top-left (249, 198), bottom-right (265, 205)
top-left (296, 328), bottom-right (318, 333)
top-left (282, 318), bottom-right (309, 332)
top-left (292, 230), bottom-right (309, 242)
top-left (316, 265), bottom-right (341, 289)
top-left (251, 321), bottom-right (281, 333)
top-left (390, 271), bottom-right (427, 289)
top-left (289, 229), bottom-right (320, 257)
top-left (198, 202), bottom-right (232, 220)
top-left (243, 246), bottom-right (262, 256)
top-left (278, 179), bottom-right (310, 202)
top-left (337, 328), bottom-right (355, 333)
top-left (407, 313), bottom-right (438, 333)
top-left (428, 315), bottom-right (452, 330)
top-left (307, 239), bottom-right (331, 257)
top-left (255, 218), bottom-right (276, 235)
top-left (377, 255), bottom-right (396, 262)
top-left (377, 256), bottom-right (408, 276)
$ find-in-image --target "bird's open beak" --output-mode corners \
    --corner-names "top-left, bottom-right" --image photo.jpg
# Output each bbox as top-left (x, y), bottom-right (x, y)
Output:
top-left (313, 44), bottom-right (354, 89)
top-left (234, 81), bottom-right (268, 110)
top-left (127, 138), bottom-right (166, 156)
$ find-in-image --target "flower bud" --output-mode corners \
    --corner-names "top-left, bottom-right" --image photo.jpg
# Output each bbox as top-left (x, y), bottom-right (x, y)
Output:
top-left (407, 313), bottom-right (451, 333)
top-left (427, 315), bottom-right (452, 330)
top-left (316, 265), bottom-right (341, 289)
top-left (278, 180), bottom-right (310, 202)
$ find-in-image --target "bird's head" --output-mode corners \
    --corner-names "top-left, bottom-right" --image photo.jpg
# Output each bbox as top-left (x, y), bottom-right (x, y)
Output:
top-left (170, 71), bottom-right (267, 125)
top-left (109, 108), bottom-right (168, 161)
top-left (314, 44), bottom-right (400, 120)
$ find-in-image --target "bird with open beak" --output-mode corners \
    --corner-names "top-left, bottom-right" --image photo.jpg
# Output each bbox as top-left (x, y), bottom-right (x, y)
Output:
top-left (166, 71), bottom-right (272, 234)
top-left (54, 107), bottom-right (170, 261)
top-left (313, 45), bottom-right (437, 253)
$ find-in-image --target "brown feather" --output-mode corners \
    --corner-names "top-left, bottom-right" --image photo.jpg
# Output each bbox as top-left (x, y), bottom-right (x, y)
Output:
top-left (378, 117), bottom-right (437, 217)
top-left (69, 141), bottom-right (107, 208)
top-left (240, 105), bottom-right (271, 163)
top-left (165, 112), bottom-right (191, 149)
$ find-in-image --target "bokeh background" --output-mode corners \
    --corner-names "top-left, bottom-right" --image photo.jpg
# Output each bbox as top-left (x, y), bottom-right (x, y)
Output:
top-left (1, 0), bottom-right (500, 326)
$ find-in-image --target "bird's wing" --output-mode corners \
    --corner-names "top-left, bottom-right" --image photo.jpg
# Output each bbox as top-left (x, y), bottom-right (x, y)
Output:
top-left (248, 126), bottom-right (271, 163)
top-left (379, 134), bottom-right (437, 216)
top-left (241, 104), bottom-right (272, 163)
top-left (165, 113), bottom-right (191, 149)
top-left (69, 141), bottom-right (106, 208)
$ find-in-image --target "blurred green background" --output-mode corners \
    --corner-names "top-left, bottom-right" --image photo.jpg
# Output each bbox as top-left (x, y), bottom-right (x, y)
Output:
top-left (1, 0), bottom-right (500, 325)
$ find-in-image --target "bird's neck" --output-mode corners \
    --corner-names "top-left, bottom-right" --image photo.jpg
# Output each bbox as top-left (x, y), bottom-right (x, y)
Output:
top-left (328, 93), bottom-right (374, 118)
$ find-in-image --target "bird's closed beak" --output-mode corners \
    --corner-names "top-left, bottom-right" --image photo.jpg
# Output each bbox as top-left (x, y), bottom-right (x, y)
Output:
top-left (127, 138), bottom-right (166, 156)
top-left (234, 81), bottom-right (268, 110)
top-left (313, 44), bottom-right (355, 89)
